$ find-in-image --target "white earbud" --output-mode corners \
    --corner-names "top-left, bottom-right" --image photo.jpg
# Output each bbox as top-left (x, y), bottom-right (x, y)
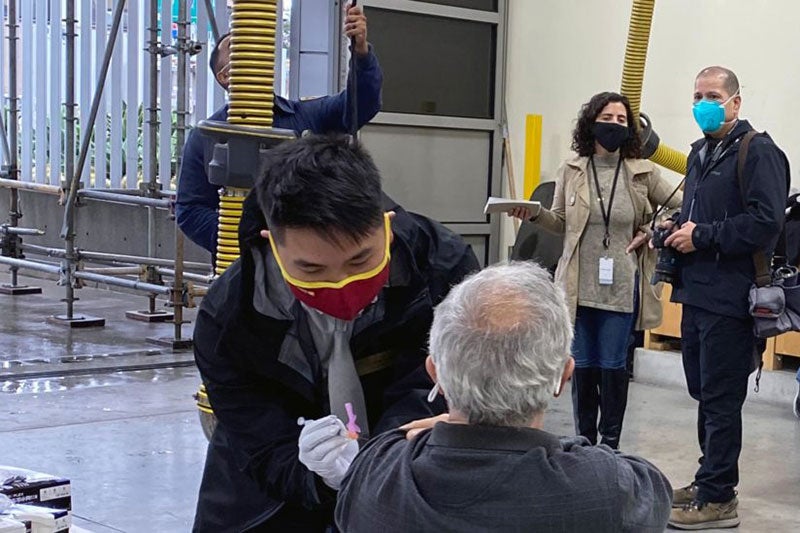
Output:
top-left (427, 382), bottom-right (440, 403)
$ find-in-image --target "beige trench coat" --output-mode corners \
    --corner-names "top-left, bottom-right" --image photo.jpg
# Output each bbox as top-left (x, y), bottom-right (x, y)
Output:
top-left (534, 155), bottom-right (683, 330)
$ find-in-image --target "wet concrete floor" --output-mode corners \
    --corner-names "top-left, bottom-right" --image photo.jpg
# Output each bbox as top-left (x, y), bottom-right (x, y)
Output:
top-left (2, 276), bottom-right (800, 531)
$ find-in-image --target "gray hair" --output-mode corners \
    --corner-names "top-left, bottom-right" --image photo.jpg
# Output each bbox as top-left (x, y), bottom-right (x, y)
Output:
top-left (429, 261), bottom-right (574, 427)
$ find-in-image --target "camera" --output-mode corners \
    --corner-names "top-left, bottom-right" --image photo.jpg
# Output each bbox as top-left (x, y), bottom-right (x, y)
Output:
top-left (650, 226), bottom-right (680, 285)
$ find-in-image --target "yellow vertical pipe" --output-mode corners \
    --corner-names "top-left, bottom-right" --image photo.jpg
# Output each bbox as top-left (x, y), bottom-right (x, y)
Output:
top-left (523, 114), bottom-right (542, 201)
top-left (216, 0), bottom-right (279, 276)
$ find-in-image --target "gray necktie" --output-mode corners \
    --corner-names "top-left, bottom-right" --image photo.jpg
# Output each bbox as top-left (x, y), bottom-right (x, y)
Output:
top-left (327, 319), bottom-right (370, 439)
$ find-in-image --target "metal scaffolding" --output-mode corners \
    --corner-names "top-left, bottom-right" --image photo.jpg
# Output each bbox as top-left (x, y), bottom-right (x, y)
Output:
top-left (0, 0), bottom-right (223, 345)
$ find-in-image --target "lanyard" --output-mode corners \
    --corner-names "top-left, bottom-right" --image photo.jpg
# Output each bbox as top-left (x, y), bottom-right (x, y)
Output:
top-left (589, 154), bottom-right (623, 249)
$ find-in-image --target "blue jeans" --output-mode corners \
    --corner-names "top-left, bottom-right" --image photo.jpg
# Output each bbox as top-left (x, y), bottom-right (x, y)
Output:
top-left (573, 305), bottom-right (636, 370)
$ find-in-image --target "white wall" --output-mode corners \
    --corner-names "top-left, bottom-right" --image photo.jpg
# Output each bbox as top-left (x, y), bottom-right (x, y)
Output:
top-left (503, 0), bottom-right (800, 252)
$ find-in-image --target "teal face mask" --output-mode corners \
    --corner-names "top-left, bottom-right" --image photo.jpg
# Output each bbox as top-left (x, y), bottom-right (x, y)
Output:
top-left (692, 92), bottom-right (738, 134)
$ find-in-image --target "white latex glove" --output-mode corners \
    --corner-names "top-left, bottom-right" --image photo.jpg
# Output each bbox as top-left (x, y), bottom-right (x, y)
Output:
top-left (298, 415), bottom-right (359, 490)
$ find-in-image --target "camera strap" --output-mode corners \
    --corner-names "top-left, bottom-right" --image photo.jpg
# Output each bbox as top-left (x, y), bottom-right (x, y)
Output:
top-left (590, 154), bottom-right (624, 250)
top-left (736, 130), bottom-right (783, 288)
top-left (650, 176), bottom-right (685, 231)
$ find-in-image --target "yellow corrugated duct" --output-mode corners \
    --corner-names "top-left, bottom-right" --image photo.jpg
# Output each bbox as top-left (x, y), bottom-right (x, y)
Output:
top-left (201, 1), bottom-right (281, 437)
top-left (215, 0), bottom-right (279, 276)
top-left (650, 142), bottom-right (687, 175)
top-left (620, 0), bottom-right (687, 176)
top-left (620, 0), bottom-right (654, 120)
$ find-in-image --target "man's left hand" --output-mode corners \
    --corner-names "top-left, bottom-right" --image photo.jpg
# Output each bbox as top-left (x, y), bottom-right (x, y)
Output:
top-left (664, 221), bottom-right (697, 254)
top-left (345, 4), bottom-right (369, 56)
top-left (399, 413), bottom-right (450, 440)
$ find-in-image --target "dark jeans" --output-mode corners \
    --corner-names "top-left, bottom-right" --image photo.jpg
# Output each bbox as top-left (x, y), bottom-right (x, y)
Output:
top-left (681, 304), bottom-right (755, 503)
top-left (573, 305), bottom-right (636, 370)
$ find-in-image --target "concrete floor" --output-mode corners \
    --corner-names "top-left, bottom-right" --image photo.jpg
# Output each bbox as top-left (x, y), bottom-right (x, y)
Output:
top-left (2, 275), bottom-right (800, 532)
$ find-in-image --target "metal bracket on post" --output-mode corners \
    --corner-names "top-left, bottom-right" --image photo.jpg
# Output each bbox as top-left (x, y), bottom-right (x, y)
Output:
top-left (59, 179), bottom-right (83, 206)
top-left (0, 225), bottom-right (44, 295)
top-left (145, 41), bottom-right (178, 59)
top-left (147, 280), bottom-right (193, 351)
top-left (125, 264), bottom-right (175, 323)
top-left (139, 180), bottom-right (163, 198)
top-left (179, 40), bottom-right (203, 57)
top-left (47, 256), bottom-right (105, 328)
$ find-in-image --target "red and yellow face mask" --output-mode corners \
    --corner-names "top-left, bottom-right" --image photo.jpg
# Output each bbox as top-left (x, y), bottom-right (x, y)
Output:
top-left (268, 214), bottom-right (391, 321)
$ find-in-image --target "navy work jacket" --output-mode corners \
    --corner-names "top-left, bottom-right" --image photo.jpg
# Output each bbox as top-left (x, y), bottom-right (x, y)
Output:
top-left (176, 49), bottom-right (383, 253)
top-left (672, 120), bottom-right (790, 318)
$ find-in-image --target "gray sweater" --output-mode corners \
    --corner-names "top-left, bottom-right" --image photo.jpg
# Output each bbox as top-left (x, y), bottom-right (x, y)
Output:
top-left (578, 153), bottom-right (638, 313)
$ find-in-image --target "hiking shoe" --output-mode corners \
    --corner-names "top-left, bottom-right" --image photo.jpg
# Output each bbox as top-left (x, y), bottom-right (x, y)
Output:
top-left (672, 483), bottom-right (699, 508)
top-left (793, 383), bottom-right (800, 419)
top-left (668, 498), bottom-right (740, 530)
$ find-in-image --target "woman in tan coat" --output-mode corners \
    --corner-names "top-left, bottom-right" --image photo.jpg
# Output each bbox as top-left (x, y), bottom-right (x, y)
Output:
top-left (510, 92), bottom-right (682, 449)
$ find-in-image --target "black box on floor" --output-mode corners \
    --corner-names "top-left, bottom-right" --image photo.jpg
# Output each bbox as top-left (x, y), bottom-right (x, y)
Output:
top-left (0, 468), bottom-right (71, 512)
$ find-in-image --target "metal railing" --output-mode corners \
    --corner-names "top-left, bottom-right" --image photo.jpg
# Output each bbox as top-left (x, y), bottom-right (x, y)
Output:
top-left (0, 0), bottom-right (237, 343)
top-left (0, 0), bottom-right (229, 189)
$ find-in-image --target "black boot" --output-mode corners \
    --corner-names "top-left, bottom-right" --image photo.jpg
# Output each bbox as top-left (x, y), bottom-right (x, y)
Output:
top-left (571, 367), bottom-right (601, 444)
top-left (598, 368), bottom-right (629, 450)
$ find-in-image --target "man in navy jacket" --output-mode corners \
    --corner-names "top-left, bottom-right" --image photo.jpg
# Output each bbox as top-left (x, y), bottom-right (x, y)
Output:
top-left (176, 5), bottom-right (383, 254)
top-left (664, 66), bottom-right (789, 530)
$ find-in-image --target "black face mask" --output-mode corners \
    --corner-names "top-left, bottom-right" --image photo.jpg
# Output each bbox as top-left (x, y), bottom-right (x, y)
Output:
top-left (592, 122), bottom-right (630, 153)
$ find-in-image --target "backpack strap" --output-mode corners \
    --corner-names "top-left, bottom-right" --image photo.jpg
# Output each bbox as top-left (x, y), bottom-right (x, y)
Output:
top-left (737, 130), bottom-right (773, 288)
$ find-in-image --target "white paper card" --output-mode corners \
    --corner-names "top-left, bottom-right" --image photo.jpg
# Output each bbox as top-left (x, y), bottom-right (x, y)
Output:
top-left (599, 257), bottom-right (614, 285)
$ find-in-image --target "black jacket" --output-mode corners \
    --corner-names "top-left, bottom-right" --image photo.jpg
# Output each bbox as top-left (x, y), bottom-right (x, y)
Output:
top-left (192, 192), bottom-right (479, 532)
top-left (672, 120), bottom-right (790, 318)
top-left (336, 424), bottom-right (672, 532)
top-left (787, 192), bottom-right (800, 266)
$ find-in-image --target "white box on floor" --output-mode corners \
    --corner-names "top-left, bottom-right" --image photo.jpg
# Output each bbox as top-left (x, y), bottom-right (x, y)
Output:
top-left (6, 505), bottom-right (70, 533)
top-left (0, 517), bottom-right (26, 533)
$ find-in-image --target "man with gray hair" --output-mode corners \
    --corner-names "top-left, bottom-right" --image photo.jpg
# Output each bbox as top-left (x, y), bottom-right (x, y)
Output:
top-left (335, 262), bottom-right (672, 532)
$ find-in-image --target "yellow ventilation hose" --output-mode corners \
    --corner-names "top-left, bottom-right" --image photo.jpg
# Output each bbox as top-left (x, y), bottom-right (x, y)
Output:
top-left (650, 142), bottom-right (687, 175)
top-left (620, 0), bottom-right (654, 120)
top-left (202, 1), bottom-right (280, 438)
top-left (215, 191), bottom-right (248, 274)
top-left (620, 0), bottom-right (687, 176)
top-left (215, 0), bottom-right (278, 276)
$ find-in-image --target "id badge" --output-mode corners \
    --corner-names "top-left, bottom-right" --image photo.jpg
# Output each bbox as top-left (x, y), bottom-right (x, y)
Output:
top-left (599, 257), bottom-right (614, 285)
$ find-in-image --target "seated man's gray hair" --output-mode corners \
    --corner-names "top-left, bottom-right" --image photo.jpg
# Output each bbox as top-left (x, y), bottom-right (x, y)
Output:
top-left (429, 261), bottom-right (573, 426)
